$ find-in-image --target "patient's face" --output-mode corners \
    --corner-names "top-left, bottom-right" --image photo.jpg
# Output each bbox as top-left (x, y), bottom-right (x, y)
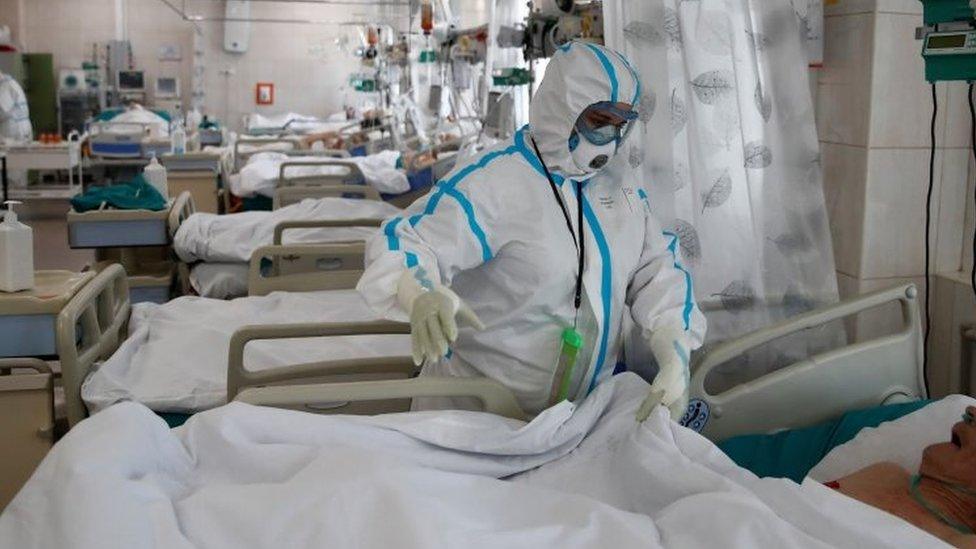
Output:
top-left (919, 405), bottom-right (976, 489)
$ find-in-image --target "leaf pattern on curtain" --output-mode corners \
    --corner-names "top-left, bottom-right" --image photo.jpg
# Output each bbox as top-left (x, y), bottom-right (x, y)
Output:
top-left (607, 0), bottom-right (839, 390)
top-left (628, 146), bottom-right (645, 169)
top-left (743, 141), bottom-right (772, 169)
top-left (669, 219), bottom-right (701, 263)
top-left (639, 92), bottom-right (657, 123)
top-left (624, 21), bottom-right (663, 45)
top-left (712, 280), bottom-right (756, 313)
top-left (700, 169), bottom-right (732, 213)
top-left (690, 70), bottom-right (735, 105)
top-left (664, 8), bottom-right (683, 51)
top-left (670, 89), bottom-right (687, 134)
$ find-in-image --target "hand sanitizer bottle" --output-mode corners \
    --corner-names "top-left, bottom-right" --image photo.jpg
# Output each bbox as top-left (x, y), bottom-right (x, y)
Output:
top-left (0, 200), bottom-right (35, 292)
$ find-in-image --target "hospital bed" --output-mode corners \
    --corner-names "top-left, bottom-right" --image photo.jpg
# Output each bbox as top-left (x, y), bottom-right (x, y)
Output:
top-left (172, 194), bottom-right (388, 298)
top-left (227, 321), bottom-right (526, 420)
top-left (266, 146), bottom-right (460, 209)
top-left (232, 136), bottom-right (312, 172)
top-left (46, 262), bottom-right (516, 428)
top-left (225, 282), bottom-right (927, 439)
top-left (684, 283), bottom-right (926, 441)
top-left (67, 191), bottom-right (195, 305)
top-left (87, 108), bottom-right (199, 160)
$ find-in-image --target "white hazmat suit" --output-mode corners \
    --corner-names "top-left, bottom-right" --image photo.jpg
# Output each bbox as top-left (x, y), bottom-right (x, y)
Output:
top-left (0, 71), bottom-right (31, 144)
top-left (357, 42), bottom-right (706, 416)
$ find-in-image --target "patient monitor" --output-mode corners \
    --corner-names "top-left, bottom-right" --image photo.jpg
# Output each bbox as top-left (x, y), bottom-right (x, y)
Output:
top-left (155, 77), bottom-right (180, 99)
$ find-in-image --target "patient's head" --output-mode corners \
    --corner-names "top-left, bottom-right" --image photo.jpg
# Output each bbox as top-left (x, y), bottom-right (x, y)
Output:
top-left (920, 406), bottom-right (976, 491)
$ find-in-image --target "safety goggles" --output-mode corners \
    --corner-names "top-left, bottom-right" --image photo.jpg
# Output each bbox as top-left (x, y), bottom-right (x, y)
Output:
top-left (573, 102), bottom-right (639, 146)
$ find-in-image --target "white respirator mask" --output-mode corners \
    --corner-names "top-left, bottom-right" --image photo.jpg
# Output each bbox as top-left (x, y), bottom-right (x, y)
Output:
top-left (567, 102), bottom-right (638, 176)
top-left (569, 130), bottom-right (617, 175)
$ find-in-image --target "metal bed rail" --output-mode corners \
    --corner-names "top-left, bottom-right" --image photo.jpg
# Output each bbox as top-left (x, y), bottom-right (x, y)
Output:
top-left (55, 265), bottom-right (131, 427)
top-left (686, 284), bottom-right (925, 441)
top-left (228, 320), bottom-right (527, 420)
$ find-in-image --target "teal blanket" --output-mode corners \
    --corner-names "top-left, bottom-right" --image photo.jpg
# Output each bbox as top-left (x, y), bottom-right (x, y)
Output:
top-left (718, 400), bottom-right (932, 483)
top-left (71, 175), bottom-right (167, 212)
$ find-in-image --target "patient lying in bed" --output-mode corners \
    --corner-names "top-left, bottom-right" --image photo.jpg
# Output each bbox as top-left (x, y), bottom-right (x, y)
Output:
top-left (824, 406), bottom-right (976, 547)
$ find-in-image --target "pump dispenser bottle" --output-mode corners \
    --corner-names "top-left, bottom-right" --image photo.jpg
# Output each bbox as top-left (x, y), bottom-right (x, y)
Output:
top-left (0, 200), bottom-right (35, 292)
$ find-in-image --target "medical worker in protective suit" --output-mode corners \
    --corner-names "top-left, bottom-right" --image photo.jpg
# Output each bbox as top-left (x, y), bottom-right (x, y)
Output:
top-left (357, 42), bottom-right (706, 417)
top-left (0, 69), bottom-right (31, 144)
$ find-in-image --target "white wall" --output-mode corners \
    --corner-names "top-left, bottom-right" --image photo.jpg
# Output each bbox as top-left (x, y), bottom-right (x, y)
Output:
top-left (0, 0), bottom-right (492, 131)
top-left (817, 0), bottom-right (975, 396)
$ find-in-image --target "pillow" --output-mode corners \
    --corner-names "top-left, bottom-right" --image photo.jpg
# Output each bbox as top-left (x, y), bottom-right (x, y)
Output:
top-left (809, 394), bottom-right (976, 482)
top-left (718, 399), bottom-right (932, 483)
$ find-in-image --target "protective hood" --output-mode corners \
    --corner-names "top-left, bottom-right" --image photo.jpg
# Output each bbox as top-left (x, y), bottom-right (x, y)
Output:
top-left (528, 42), bottom-right (642, 179)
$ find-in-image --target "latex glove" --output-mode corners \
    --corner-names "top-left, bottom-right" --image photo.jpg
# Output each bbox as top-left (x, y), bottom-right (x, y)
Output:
top-left (647, 329), bottom-right (691, 420)
top-left (397, 270), bottom-right (484, 365)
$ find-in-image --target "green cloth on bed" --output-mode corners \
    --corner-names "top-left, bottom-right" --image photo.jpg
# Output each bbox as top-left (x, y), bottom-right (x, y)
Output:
top-left (718, 400), bottom-right (933, 483)
top-left (70, 174), bottom-right (167, 212)
top-left (157, 412), bottom-right (192, 428)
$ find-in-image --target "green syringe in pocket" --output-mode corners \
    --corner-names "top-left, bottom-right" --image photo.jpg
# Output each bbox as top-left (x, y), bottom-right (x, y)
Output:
top-left (554, 327), bottom-right (584, 402)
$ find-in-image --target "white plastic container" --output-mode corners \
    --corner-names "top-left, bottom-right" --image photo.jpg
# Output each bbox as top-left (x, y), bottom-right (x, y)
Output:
top-left (0, 201), bottom-right (35, 292)
top-left (143, 155), bottom-right (169, 198)
top-left (171, 123), bottom-right (187, 155)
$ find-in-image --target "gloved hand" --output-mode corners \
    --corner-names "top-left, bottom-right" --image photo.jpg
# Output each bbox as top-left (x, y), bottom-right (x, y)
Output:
top-left (647, 328), bottom-right (691, 420)
top-left (397, 270), bottom-right (484, 365)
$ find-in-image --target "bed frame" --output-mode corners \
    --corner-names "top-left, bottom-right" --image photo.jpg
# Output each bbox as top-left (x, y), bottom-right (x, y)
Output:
top-left (683, 284), bottom-right (926, 441)
top-left (227, 320), bottom-right (527, 420)
top-left (55, 265), bottom-right (131, 427)
top-left (247, 241), bottom-right (367, 296)
top-left (277, 159), bottom-right (367, 190)
top-left (273, 183), bottom-right (381, 209)
top-left (0, 358), bottom-right (55, 509)
top-left (232, 137), bottom-right (306, 171)
top-left (54, 271), bottom-right (525, 429)
top-left (247, 217), bottom-right (382, 295)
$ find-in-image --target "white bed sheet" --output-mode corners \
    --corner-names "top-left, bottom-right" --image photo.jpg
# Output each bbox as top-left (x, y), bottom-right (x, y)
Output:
top-left (809, 394), bottom-right (975, 482)
top-left (100, 105), bottom-right (170, 138)
top-left (246, 112), bottom-right (352, 134)
top-left (81, 289), bottom-right (410, 413)
top-left (230, 150), bottom-right (409, 197)
top-left (188, 262), bottom-right (249, 299)
top-left (3, 374), bottom-right (943, 548)
top-left (173, 197), bottom-right (400, 263)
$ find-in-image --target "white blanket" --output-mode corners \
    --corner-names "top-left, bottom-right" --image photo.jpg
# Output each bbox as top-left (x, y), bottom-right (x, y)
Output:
top-left (101, 105), bottom-right (170, 138)
top-left (173, 197), bottom-right (400, 263)
top-left (246, 112), bottom-right (352, 134)
top-left (188, 262), bottom-right (249, 299)
top-left (230, 150), bottom-right (409, 197)
top-left (2, 374), bottom-right (943, 548)
top-left (81, 290), bottom-right (410, 413)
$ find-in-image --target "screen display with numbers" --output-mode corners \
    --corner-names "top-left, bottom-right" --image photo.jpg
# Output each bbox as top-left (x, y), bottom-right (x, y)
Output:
top-left (927, 34), bottom-right (966, 49)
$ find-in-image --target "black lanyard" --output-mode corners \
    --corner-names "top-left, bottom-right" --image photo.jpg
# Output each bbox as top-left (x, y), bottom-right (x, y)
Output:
top-left (530, 136), bottom-right (585, 310)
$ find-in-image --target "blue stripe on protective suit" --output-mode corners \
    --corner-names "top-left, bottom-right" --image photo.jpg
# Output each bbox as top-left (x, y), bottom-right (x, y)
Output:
top-left (637, 188), bottom-right (651, 210)
top-left (582, 194), bottom-right (613, 395)
top-left (383, 217), bottom-right (418, 267)
top-left (386, 143), bottom-right (519, 264)
top-left (516, 126), bottom-right (613, 397)
top-left (584, 43), bottom-right (618, 103)
top-left (610, 50), bottom-right (642, 107)
top-left (662, 231), bottom-right (695, 331)
top-left (513, 127), bottom-right (564, 187)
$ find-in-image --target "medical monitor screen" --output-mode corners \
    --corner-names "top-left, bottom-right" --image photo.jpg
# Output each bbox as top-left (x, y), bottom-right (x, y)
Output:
top-left (156, 77), bottom-right (178, 96)
top-left (118, 70), bottom-right (145, 91)
top-left (927, 34), bottom-right (966, 49)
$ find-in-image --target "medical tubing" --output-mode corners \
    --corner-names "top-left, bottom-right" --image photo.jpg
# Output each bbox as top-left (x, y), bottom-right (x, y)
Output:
top-left (530, 136), bottom-right (585, 310)
top-left (968, 82), bottom-right (975, 299)
top-left (924, 82), bottom-right (937, 396)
